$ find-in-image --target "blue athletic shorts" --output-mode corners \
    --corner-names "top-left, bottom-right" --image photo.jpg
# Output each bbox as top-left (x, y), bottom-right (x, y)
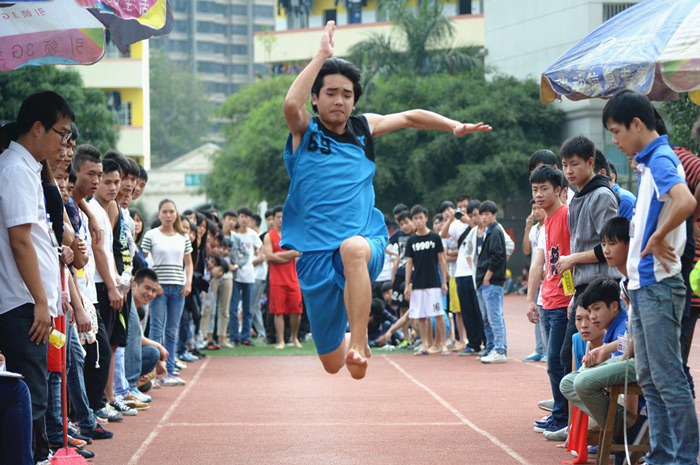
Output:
top-left (296, 235), bottom-right (387, 355)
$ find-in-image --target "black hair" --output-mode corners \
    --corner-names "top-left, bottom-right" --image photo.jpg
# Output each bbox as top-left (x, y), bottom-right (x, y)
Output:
top-left (101, 158), bottom-right (122, 177)
top-left (432, 213), bottom-right (443, 225)
top-left (530, 164), bottom-right (565, 189)
top-left (73, 144), bottom-right (101, 172)
top-left (68, 169), bottom-right (77, 185)
top-left (478, 200), bottom-right (498, 214)
top-left (237, 206), bottom-right (254, 217)
top-left (455, 194), bottom-right (470, 204)
top-left (397, 211), bottom-right (411, 222)
top-left (560, 135), bottom-right (596, 161)
top-left (0, 122), bottom-right (17, 151)
top-left (15, 91), bottom-right (75, 136)
top-left (206, 219), bottom-right (218, 235)
top-left (103, 151), bottom-right (131, 179)
top-left (311, 57), bottom-right (362, 113)
top-left (594, 149), bottom-right (610, 177)
top-left (410, 204), bottom-right (428, 218)
top-left (381, 281), bottom-right (393, 294)
top-left (129, 207), bottom-right (145, 243)
top-left (370, 298), bottom-right (385, 318)
top-left (70, 122), bottom-right (79, 141)
top-left (134, 267), bottom-right (159, 284)
top-left (264, 209), bottom-right (273, 219)
top-left (528, 149), bottom-right (561, 172)
top-left (438, 200), bottom-right (456, 213)
top-left (125, 156), bottom-right (140, 178)
top-left (580, 277), bottom-right (622, 310)
top-left (466, 200), bottom-right (481, 214)
top-left (653, 108), bottom-right (668, 136)
top-left (252, 214), bottom-right (262, 227)
top-left (392, 203), bottom-right (408, 216)
top-left (221, 238), bottom-right (233, 249)
top-left (530, 198), bottom-right (536, 205)
top-left (602, 89), bottom-right (656, 130)
top-left (222, 210), bottom-right (237, 219)
top-left (272, 205), bottom-right (284, 216)
top-left (574, 293), bottom-right (585, 310)
top-left (600, 216), bottom-right (630, 244)
top-left (608, 160), bottom-right (618, 179)
top-left (138, 165), bottom-right (148, 181)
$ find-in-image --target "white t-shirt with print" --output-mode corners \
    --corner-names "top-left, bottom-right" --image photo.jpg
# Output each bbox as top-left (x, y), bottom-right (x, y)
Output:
top-left (234, 229), bottom-right (262, 284)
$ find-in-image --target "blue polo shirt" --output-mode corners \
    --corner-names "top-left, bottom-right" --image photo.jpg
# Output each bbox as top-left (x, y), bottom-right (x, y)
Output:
top-left (611, 183), bottom-right (636, 220)
top-left (627, 135), bottom-right (687, 290)
top-left (603, 308), bottom-right (628, 357)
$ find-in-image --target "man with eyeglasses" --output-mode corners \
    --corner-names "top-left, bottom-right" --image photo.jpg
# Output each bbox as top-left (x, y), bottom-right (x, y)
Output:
top-left (0, 91), bottom-right (75, 463)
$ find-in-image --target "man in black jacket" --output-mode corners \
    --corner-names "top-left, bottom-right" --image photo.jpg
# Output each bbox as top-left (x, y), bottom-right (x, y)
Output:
top-left (475, 200), bottom-right (508, 364)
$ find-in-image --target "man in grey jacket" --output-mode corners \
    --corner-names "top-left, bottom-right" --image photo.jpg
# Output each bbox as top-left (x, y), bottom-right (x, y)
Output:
top-left (556, 136), bottom-right (619, 373)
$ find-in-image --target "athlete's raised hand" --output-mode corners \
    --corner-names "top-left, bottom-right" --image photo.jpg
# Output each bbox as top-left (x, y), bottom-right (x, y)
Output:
top-left (453, 122), bottom-right (492, 137)
top-left (319, 21), bottom-right (335, 59)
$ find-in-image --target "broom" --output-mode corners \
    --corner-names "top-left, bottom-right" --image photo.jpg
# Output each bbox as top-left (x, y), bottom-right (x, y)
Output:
top-left (51, 267), bottom-right (88, 464)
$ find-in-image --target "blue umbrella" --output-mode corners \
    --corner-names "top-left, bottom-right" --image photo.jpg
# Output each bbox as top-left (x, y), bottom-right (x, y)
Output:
top-left (541, 0), bottom-right (700, 105)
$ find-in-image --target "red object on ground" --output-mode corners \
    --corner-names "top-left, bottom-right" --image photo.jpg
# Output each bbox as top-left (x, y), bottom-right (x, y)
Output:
top-left (562, 406), bottom-right (589, 464)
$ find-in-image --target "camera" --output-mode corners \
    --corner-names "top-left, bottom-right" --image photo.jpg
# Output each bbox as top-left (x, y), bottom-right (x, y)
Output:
top-left (454, 208), bottom-right (464, 219)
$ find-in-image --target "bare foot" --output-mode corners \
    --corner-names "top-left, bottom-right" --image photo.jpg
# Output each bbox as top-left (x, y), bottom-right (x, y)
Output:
top-left (290, 339), bottom-right (302, 348)
top-left (275, 343), bottom-right (285, 350)
top-left (345, 348), bottom-right (368, 379)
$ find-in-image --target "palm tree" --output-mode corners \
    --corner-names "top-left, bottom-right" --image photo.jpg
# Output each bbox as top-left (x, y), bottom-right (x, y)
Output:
top-left (349, 0), bottom-right (482, 93)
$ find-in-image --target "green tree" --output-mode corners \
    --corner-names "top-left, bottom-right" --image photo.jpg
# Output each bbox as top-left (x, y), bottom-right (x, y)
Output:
top-left (149, 48), bottom-right (214, 167)
top-left (205, 76), bottom-right (296, 208)
top-left (0, 66), bottom-right (119, 154)
top-left (660, 93), bottom-right (700, 154)
top-left (349, 0), bottom-right (482, 94)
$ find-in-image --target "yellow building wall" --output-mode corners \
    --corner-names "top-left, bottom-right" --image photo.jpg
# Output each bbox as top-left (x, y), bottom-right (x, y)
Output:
top-left (130, 41), bottom-right (143, 59)
top-left (102, 87), bottom-right (144, 127)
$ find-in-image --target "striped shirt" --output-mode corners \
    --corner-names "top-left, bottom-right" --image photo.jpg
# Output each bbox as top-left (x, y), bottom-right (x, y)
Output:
top-left (141, 228), bottom-right (192, 285)
top-left (628, 135), bottom-right (687, 290)
top-left (672, 145), bottom-right (700, 305)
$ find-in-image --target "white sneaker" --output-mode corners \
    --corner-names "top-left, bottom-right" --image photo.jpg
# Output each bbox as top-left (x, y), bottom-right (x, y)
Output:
top-left (162, 374), bottom-right (186, 386)
top-left (111, 397), bottom-right (138, 416)
top-left (480, 351), bottom-right (507, 364)
top-left (544, 426), bottom-right (568, 442)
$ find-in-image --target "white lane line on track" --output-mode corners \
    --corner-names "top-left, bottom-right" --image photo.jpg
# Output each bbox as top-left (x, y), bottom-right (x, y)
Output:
top-left (128, 357), bottom-right (210, 465)
top-left (521, 361), bottom-right (548, 370)
top-left (162, 421), bottom-right (464, 427)
top-left (383, 355), bottom-right (533, 465)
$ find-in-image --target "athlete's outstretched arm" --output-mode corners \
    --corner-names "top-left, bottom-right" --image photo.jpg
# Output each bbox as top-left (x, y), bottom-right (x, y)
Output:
top-left (364, 110), bottom-right (492, 138)
top-left (283, 21), bottom-right (335, 140)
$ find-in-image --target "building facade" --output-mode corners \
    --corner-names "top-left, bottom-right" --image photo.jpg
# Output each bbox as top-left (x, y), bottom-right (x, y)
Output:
top-left (151, 0), bottom-right (276, 104)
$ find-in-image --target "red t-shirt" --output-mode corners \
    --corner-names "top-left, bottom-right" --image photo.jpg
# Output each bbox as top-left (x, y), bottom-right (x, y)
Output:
top-left (268, 228), bottom-right (300, 287)
top-left (542, 205), bottom-right (571, 310)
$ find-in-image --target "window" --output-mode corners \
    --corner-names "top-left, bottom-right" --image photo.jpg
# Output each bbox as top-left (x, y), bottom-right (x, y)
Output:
top-left (206, 82), bottom-right (230, 94)
top-left (197, 41), bottom-right (225, 54)
top-left (197, 1), bottom-right (226, 14)
top-left (171, 0), bottom-right (191, 12)
top-left (253, 5), bottom-right (274, 17)
top-left (231, 44), bottom-right (248, 55)
top-left (172, 20), bottom-right (190, 34)
top-left (232, 24), bottom-right (248, 35)
top-left (198, 61), bottom-right (228, 74)
top-left (231, 4), bottom-right (247, 15)
top-left (197, 21), bottom-right (226, 34)
top-left (603, 3), bottom-right (637, 21)
top-left (118, 101), bottom-right (132, 126)
top-left (169, 40), bottom-right (190, 53)
top-left (232, 64), bottom-right (249, 74)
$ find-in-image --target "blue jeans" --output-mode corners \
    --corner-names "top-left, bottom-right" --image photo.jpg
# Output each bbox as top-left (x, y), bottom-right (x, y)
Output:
top-left (0, 378), bottom-right (33, 465)
top-left (113, 347), bottom-right (129, 399)
top-left (542, 306), bottom-right (568, 428)
top-left (177, 309), bottom-right (193, 356)
top-left (229, 281), bottom-right (253, 343)
top-left (148, 284), bottom-right (185, 374)
top-left (141, 346), bottom-right (159, 376)
top-left (476, 284), bottom-right (506, 354)
top-left (44, 371), bottom-right (62, 446)
top-left (630, 274), bottom-right (699, 465)
top-left (125, 302), bottom-right (142, 392)
top-left (66, 325), bottom-right (96, 433)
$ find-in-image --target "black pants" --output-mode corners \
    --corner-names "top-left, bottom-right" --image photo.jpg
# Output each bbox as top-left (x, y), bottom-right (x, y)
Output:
top-left (82, 305), bottom-right (111, 412)
top-left (456, 276), bottom-right (484, 351)
top-left (0, 303), bottom-right (49, 460)
top-left (681, 304), bottom-right (700, 398)
top-left (560, 284), bottom-right (588, 373)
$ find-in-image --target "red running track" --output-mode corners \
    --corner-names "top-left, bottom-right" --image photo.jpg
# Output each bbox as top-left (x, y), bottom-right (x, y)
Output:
top-left (89, 295), bottom-right (700, 465)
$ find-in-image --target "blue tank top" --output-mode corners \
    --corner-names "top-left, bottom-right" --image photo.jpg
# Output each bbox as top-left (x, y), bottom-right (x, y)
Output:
top-left (281, 114), bottom-right (388, 252)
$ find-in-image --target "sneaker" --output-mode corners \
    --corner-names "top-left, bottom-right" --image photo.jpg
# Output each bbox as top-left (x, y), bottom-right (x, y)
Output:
top-left (191, 348), bottom-right (206, 358)
top-left (84, 424), bottom-right (113, 440)
top-left (458, 347), bottom-right (480, 356)
top-left (95, 406), bottom-right (123, 423)
top-left (222, 340), bottom-right (235, 348)
top-left (523, 352), bottom-right (544, 362)
top-left (175, 360), bottom-right (187, 370)
top-left (68, 427), bottom-right (92, 444)
top-left (480, 351), bottom-right (507, 364)
top-left (123, 393), bottom-right (150, 410)
top-left (543, 425), bottom-right (569, 442)
top-left (161, 374), bottom-right (186, 386)
top-left (110, 397), bottom-right (138, 416)
top-left (537, 399), bottom-right (554, 412)
top-left (178, 352), bottom-right (197, 363)
top-left (534, 416), bottom-right (553, 432)
top-left (50, 436), bottom-right (87, 449)
top-left (74, 448), bottom-right (95, 460)
top-left (129, 389), bottom-right (152, 403)
top-left (540, 355), bottom-right (548, 363)
top-left (476, 348), bottom-right (491, 360)
top-left (205, 342), bottom-right (220, 350)
top-left (241, 340), bottom-right (255, 346)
